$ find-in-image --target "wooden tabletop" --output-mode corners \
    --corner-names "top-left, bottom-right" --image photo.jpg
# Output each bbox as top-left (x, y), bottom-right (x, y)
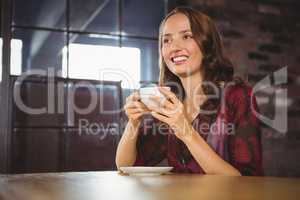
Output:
top-left (0, 171), bottom-right (300, 200)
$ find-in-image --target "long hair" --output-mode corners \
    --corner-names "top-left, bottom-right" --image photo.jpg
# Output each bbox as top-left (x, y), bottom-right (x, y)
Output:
top-left (158, 7), bottom-right (235, 114)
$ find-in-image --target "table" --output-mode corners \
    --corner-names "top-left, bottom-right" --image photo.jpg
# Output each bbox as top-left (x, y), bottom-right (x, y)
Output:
top-left (0, 171), bottom-right (300, 200)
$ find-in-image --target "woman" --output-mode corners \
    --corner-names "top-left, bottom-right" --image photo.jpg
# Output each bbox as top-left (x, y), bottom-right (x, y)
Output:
top-left (115, 7), bottom-right (263, 176)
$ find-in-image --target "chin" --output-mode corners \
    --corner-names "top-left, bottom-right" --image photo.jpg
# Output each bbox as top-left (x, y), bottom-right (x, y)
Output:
top-left (167, 70), bottom-right (191, 79)
top-left (170, 66), bottom-right (199, 78)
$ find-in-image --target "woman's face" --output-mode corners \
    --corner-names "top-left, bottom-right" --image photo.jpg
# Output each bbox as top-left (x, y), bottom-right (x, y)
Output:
top-left (161, 13), bottom-right (203, 77)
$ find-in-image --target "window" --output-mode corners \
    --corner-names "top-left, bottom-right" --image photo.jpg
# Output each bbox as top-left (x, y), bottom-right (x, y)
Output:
top-left (0, 38), bottom-right (23, 81)
top-left (0, 39), bottom-right (2, 82)
top-left (10, 39), bottom-right (23, 76)
top-left (62, 43), bottom-right (140, 89)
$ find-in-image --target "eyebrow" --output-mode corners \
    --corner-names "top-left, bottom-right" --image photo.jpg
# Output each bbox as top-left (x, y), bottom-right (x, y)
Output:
top-left (162, 29), bottom-right (192, 37)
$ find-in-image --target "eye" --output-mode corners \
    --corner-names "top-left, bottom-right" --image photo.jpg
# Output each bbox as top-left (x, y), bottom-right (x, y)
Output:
top-left (163, 37), bottom-right (171, 44)
top-left (183, 34), bottom-right (193, 40)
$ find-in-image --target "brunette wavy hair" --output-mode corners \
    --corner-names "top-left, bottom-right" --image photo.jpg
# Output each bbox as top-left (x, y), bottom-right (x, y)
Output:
top-left (158, 7), bottom-right (236, 114)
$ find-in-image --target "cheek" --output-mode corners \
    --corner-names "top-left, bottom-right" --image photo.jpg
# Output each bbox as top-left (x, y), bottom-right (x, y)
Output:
top-left (194, 55), bottom-right (203, 69)
top-left (193, 46), bottom-right (204, 64)
top-left (161, 48), bottom-right (170, 63)
top-left (196, 52), bottom-right (203, 63)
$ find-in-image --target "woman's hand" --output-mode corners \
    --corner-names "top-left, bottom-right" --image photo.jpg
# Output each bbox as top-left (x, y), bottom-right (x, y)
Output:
top-left (148, 87), bottom-right (193, 142)
top-left (124, 91), bottom-right (150, 127)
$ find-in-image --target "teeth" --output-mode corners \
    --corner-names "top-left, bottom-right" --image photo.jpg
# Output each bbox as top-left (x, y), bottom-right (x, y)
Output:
top-left (172, 56), bottom-right (188, 62)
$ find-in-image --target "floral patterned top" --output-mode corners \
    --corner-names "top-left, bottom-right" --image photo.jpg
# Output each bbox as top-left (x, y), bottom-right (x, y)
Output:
top-left (133, 81), bottom-right (263, 176)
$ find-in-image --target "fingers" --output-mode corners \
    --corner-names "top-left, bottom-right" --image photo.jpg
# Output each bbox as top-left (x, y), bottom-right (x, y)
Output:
top-left (151, 111), bottom-right (169, 124)
top-left (124, 101), bottom-right (148, 110)
top-left (126, 108), bottom-right (145, 115)
top-left (149, 96), bottom-right (174, 110)
top-left (147, 102), bottom-right (176, 118)
top-left (147, 96), bottom-right (178, 117)
top-left (126, 110), bottom-right (147, 117)
top-left (124, 91), bottom-right (150, 122)
top-left (125, 105), bottom-right (149, 121)
top-left (126, 91), bottom-right (140, 102)
top-left (126, 103), bottom-right (149, 114)
top-left (129, 112), bottom-right (145, 121)
top-left (125, 91), bottom-right (149, 111)
top-left (158, 87), bottom-right (179, 104)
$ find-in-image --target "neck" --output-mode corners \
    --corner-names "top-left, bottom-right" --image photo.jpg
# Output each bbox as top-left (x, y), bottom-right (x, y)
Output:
top-left (179, 71), bottom-right (204, 100)
top-left (179, 71), bottom-right (205, 121)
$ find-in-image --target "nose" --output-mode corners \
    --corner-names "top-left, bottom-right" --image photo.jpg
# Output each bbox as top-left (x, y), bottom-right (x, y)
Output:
top-left (169, 39), bottom-right (183, 52)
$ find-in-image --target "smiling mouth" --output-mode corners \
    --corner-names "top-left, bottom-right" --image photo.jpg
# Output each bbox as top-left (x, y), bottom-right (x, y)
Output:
top-left (171, 55), bottom-right (189, 65)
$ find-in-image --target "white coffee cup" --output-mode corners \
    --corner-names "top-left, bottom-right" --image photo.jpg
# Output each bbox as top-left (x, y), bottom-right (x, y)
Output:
top-left (139, 86), bottom-right (171, 109)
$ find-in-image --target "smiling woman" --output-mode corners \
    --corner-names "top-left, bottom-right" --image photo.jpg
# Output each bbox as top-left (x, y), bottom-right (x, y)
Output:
top-left (115, 7), bottom-right (263, 176)
top-left (160, 13), bottom-right (204, 79)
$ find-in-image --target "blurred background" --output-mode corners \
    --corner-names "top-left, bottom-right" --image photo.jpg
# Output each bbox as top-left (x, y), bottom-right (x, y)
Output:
top-left (0, 0), bottom-right (299, 177)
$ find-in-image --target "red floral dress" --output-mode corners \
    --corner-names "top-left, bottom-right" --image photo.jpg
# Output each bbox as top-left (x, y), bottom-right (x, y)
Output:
top-left (133, 81), bottom-right (263, 176)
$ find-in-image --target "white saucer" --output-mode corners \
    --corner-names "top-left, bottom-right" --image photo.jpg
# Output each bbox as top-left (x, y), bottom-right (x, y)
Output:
top-left (120, 166), bottom-right (173, 176)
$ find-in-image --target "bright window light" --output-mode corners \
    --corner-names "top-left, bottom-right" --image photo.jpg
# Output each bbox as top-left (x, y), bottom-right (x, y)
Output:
top-left (0, 38), bottom-right (23, 81)
top-left (0, 39), bottom-right (2, 82)
top-left (62, 43), bottom-right (140, 89)
top-left (10, 39), bottom-right (23, 76)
